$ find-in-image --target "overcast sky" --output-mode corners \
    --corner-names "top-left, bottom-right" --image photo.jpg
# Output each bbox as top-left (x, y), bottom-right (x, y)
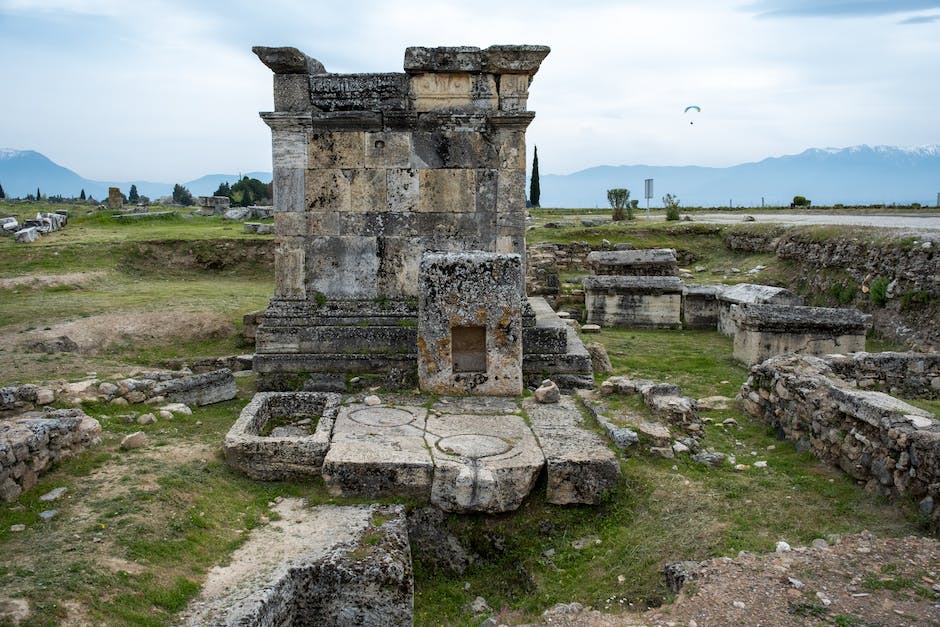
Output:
top-left (1, 0), bottom-right (938, 182)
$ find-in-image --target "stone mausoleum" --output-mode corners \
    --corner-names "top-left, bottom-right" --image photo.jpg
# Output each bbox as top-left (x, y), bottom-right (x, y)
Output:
top-left (252, 44), bottom-right (592, 392)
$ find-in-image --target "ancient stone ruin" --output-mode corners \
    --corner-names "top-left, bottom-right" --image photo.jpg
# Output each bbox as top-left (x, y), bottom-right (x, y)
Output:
top-left (584, 249), bottom-right (684, 329)
top-left (250, 43), bottom-right (590, 392)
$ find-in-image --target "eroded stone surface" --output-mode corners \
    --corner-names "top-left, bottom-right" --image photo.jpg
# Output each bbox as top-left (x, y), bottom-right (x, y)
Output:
top-left (426, 412), bottom-right (543, 513)
top-left (322, 403), bottom-right (432, 500)
top-left (524, 397), bottom-right (619, 505)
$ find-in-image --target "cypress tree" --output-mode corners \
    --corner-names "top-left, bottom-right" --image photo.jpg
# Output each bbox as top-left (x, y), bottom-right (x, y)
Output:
top-left (80, 189), bottom-right (86, 200)
top-left (0, 182), bottom-right (5, 199)
top-left (529, 145), bottom-right (540, 207)
top-left (128, 184), bottom-right (139, 203)
top-left (36, 187), bottom-right (41, 200)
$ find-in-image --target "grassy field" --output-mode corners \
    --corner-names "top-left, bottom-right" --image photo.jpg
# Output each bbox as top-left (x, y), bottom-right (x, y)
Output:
top-left (0, 203), bottom-right (933, 625)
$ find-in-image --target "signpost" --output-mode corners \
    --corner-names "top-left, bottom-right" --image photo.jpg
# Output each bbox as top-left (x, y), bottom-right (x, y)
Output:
top-left (644, 178), bottom-right (653, 220)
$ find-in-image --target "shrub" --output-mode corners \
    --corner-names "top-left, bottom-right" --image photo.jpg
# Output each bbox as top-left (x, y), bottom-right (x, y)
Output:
top-left (869, 276), bottom-right (889, 307)
top-left (828, 282), bottom-right (857, 305)
top-left (663, 193), bottom-right (680, 221)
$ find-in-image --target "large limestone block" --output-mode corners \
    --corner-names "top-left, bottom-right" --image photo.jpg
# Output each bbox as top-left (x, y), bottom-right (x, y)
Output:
top-left (386, 168), bottom-right (420, 212)
top-left (308, 131), bottom-right (365, 169)
top-left (425, 412), bottom-right (543, 513)
top-left (306, 169), bottom-right (351, 212)
top-left (348, 168), bottom-right (388, 213)
top-left (410, 72), bottom-right (473, 111)
top-left (524, 397), bottom-right (620, 505)
top-left (365, 132), bottom-right (412, 168)
top-left (322, 403), bottom-right (432, 500)
top-left (150, 369), bottom-right (237, 406)
top-left (417, 169), bottom-right (476, 213)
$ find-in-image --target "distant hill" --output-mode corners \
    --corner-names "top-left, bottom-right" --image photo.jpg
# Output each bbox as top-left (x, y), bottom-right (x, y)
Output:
top-left (538, 145), bottom-right (940, 208)
top-left (3, 145), bottom-right (937, 208)
top-left (0, 148), bottom-right (271, 200)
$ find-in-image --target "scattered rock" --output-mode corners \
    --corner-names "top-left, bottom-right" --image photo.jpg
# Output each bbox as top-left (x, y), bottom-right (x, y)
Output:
top-left (10, 524), bottom-right (26, 532)
top-left (469, 596), bottom-right (491, 614)
top-left (160, 403), bottom-right (192, 416)
top-left (691, 450), bottom-right (726, 467)
top-left (571, 535), bottom-right (601, 550)
top-left (137, 413), bottom-right (157, 425)
top-left (581, 324), bottom-right (601, 333)
top-left (534, 379), bottom-right (561, 403)
top-left (585, 342), bottom-right (613, 374)
top-left (38, 509), bottom-right (58, 522)
top-left (697, 395), bottom-right (733, 411)
top-left (39, 487), bottom-right (67, 502)
top-left (775, 541), bottom-right (791, 553)
top-left (120, 431), bottom-right (148, 450)
top-left (363, 394), bottom-right (382, 406)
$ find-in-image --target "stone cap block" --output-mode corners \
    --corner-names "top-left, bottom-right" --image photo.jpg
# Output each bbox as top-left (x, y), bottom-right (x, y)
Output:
top-left (683, 285), bottom-right (722, 297)
top-left (717, 283), bottom-right (802, 306)
top-left (483, 45), bottom-right (550, 75)
top-left (583, 275), bottom-right (685, 294)
top-left (589, 248), bottom-right (677, 267)
top-left (253, 46), bottom-right (326, 75)
top-left (732, 303), bottom-right (872, 333)
top-left (404, 46), bottom-right (484, 73)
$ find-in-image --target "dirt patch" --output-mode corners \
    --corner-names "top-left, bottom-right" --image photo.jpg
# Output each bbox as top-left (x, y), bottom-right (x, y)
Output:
top-left (536, 533), bottom-right (940, 626)
top-left (11, 311), bottom-right (234, 355)
top-left (120, 240), bottom-right (273, 275)
top-left (0, 271), bottom-right (107, 290)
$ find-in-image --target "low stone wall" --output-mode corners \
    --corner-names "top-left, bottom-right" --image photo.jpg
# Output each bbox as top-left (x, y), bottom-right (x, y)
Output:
top-left (1, 409), bottom-right (102, 501)
top-left (825, 352), bottom-right (940, 400)
top-left (741, 354), bottom-right (940, 528)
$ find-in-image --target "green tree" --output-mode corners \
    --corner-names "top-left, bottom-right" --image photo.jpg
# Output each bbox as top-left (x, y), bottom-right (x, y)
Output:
top-left (0, 182), bottom-right (5, 199)
top-left (36, 187), bottom-right (41, 200)
top-left (79, 188), bottom-right (85, 201)
top-left (230, 176), bottom-right (270, 207)
top-left (663, 193), bottom-right (681, 220)
top-left (792, 195), bottom-right (811, 207)
top-left (128, 184), bottom-right (140, 204)
top-left (172, 183), bottom-right (194, 206)
top-left (607, 188), bottom-right (631, 221)
top-left (213, 182), bottom-right (231, 198)
top-left (529, 145), bottom-right (540, 207)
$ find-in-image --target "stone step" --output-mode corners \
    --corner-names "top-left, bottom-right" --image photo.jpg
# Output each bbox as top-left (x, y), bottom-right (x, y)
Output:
top-left (256, 325), bottom-right (416, 355)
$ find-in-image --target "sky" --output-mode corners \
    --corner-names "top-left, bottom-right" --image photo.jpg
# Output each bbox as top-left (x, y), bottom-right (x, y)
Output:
top-left (1, 0), bottom-right (939, 182)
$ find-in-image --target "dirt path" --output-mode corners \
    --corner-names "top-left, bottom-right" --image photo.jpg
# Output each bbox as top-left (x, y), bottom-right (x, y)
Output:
top-left (539, 532), bottom-right (940, 626)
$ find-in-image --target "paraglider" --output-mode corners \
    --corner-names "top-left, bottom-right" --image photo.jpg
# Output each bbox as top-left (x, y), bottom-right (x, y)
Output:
top-left (684, 105), bottom-right (701, 124)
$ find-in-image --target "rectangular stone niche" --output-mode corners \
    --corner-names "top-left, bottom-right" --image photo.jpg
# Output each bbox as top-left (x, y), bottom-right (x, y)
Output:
top-left (418, 251), bottom-right (523, 395)
top-left (452, 326), bottom-right (486, 372)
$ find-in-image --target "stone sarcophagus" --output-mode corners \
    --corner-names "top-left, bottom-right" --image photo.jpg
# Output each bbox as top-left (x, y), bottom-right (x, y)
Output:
top-left (252, 45), bottom-right (554, 391)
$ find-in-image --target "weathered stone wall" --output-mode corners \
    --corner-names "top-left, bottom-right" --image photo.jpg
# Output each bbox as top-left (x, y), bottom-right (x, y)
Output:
top-left (825, 352), bottom-right (940, 400)
top-left (741, 354), bottom-right (940, 529)
top-left (1, 409), bottom-right (101, 501)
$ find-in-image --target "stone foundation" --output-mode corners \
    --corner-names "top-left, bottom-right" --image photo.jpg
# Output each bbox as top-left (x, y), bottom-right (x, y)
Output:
top-left (741, 353), bottom-right (940, 528)
top-left (1, 409), bottom-right (101, 501)
top-left (825, 352), bottom-right (940, 399)
top-left (731, 304), bottom-right (871, 365)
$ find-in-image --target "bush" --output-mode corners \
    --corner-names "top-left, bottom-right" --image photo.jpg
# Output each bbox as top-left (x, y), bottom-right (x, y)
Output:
top-left (663, 193), bottom-right (680, 221)
top-left (869, 276), bottom-right (889, 307)
top-left (828, 282), bottom-right (857, 305)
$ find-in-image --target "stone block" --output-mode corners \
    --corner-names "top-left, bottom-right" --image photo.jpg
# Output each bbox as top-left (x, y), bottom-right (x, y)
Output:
top-left (274, 73), bottom-right (311, 111)
top-left (274, 239), bottom-right (306, 299)
top-left (497, 73), bottom-right (530, 112)
top-left (224, 392), bottom-right (340, 480)
top-left (418, 252), bottom-right (523, 396)
top-left (410, 72), bottom-right (473, 111)
top-left (149, 369), bottom-right (236, 406)
top-left (525, 396), bottom-right (620, 505)
top-left (386, 168), bottom-right (420, 212)
top-left (273, 167), bottom-right (305, 213)
top-left (584, 276), bottom-right (684, 329)
top-left (426, 412), bottom-right (543, 513)
top-left (482, 45), bottom-right (551, 75)
top-left (348, 168), bottom-right (388, 213)
top-left (306, 168), bottom-right (351, 212)
top-left (308, 131), bottom-right (365, 169)
top-left (404, 46), bottom-right (483, 73)
top-left (322, 403), bottom-right (432, 500)
top-left (308, 73), bottom-right (409, 112)
top-left (305, 236), bottom-right (378, 299)
top-left (271, 126), bottom-right (308, 169)
top-left (587, 249), bottom-right (678, 276)
top-left (274, 211), bottom-right (306, 237)
top-left (14, 227), bottom-right (38, 243)
top-left (364, 132), bottom-right (412, 168)
top-left (717, 283), bottom-right (803, 337)
top-left (417, 168), bottom-right (475, 213)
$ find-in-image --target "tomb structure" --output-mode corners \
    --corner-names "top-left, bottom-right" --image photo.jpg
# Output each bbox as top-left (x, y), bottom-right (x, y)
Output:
top-left (251, 44), bottom-right (591, 391)
top-left (583, 249), bottom-right (683, 329)
top-left (715, 283), bottom-right (802, 337)
top-left (731, 303), bottom-right (871, 365)
top-left (682, 285), bottom-right (721, 329)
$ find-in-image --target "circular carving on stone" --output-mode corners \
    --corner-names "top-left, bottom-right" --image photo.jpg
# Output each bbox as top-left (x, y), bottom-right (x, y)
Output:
top-left (349, 407), bottom-right (416, 427)
top-left (436, 434), bottom-right (511, 459)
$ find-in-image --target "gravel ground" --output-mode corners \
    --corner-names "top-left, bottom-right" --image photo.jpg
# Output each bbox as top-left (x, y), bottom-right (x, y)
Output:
top-left (536, 532), bottom-right (940, 626)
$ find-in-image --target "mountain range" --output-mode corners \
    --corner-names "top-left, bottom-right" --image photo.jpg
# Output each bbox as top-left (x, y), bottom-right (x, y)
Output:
top-left (1, 145), bottom-right (938, 207)
top-left (540, 145), bottom-right (940, 208)
top-left (0, 148), bottom-right (271, 201)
